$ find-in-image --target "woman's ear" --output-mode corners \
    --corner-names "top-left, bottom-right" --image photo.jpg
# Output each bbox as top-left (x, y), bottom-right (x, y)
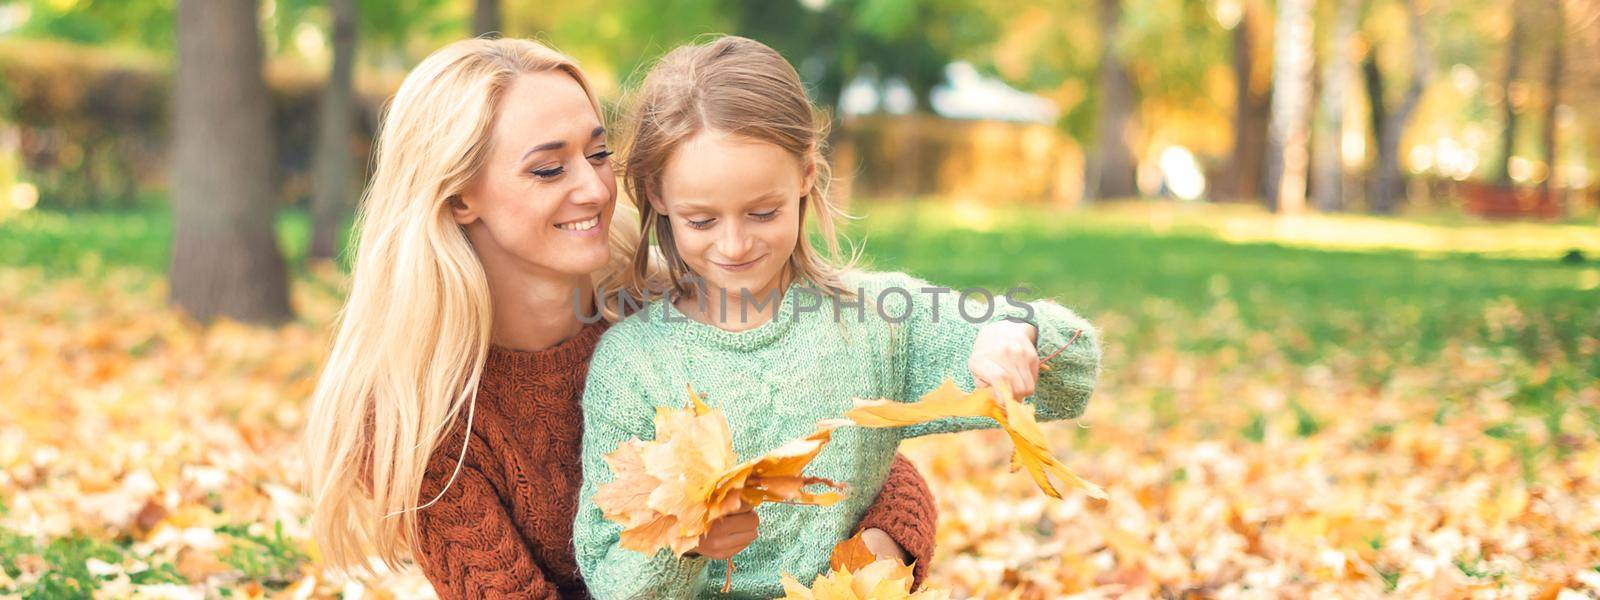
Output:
top-left (448, 194), bottom-right (478, 225)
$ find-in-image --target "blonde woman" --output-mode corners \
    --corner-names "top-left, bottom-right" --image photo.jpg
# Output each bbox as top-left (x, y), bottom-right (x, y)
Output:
top-left (303, 38), bottom-right (937, 599)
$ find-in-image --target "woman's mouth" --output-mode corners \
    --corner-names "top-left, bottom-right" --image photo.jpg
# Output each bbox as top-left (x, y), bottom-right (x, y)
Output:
top-left (714, 256), bottom-right (763, 272)
top-left (554, 215), bottom-right (601, 234)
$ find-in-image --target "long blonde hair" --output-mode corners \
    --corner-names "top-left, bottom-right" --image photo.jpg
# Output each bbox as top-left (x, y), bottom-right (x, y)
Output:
top-left (303, 37), bottom-right (636, 575)
top-left (618, 35), bottom-right (856, 301)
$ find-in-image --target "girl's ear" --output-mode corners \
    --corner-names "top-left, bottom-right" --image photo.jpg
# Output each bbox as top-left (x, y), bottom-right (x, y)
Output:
top-left (801, 160), bottom-right (818, 198)
top-left (647, 193), bottom-right (670, 219)
top-left (448, 194), bottom-right (478, 225)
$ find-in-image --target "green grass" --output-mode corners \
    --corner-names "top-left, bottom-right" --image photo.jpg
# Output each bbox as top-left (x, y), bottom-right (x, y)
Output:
top-left (3, 201), bottom-right (1595, 428)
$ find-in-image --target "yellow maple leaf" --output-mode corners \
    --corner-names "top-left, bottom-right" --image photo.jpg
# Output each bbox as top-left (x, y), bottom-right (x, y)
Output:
top-left (846, 379), bottom-right (1107, 500)
top-left (594, 385), bottom-right (848, 559)
top-left (779, 557), bottom-right (948, 600)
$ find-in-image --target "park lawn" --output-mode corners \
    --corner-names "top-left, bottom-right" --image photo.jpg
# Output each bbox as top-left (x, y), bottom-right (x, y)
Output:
top-left (1, 202), bottom-right (1598, 597)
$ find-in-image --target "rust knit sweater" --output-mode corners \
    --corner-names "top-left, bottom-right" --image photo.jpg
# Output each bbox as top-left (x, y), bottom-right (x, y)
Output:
top-left (413, 321), bottom-right (939, 599)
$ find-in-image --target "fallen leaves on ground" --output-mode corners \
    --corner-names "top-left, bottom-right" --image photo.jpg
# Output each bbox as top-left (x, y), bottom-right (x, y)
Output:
top-left (2, 265), bottom-right (1598, 598)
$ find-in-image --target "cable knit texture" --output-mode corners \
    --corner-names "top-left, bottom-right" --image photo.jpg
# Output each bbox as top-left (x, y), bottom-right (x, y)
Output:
top-left (412, 319), bottom-right (940, 599)
top-left (575, 271), bottom-right (1100, 599)
top-left (856, 454), bottom-right (938, 588)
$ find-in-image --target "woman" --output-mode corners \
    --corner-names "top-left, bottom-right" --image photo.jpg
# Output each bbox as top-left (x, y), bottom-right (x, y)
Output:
top-left (303, 37), bottom-right (938, 599)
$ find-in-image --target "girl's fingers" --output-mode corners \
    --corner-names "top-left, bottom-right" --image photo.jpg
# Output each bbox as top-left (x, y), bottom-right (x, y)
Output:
top-left (1007, 362), bottom-right (1034, 397)
top-left (970, 361), bottom-right (1005, 390)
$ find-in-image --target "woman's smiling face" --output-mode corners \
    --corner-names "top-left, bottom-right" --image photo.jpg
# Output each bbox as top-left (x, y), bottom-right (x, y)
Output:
top-left (451, 70), bottom-right (617, 280)
top-left (652, 128), bottom-right (813, 308)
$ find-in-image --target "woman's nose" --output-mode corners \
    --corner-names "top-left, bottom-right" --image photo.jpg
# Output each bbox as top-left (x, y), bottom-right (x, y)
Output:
top-left (570, 160), bottom-right (612, 206)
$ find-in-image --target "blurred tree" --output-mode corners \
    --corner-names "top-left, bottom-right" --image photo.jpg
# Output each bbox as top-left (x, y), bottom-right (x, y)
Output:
top-left (170, 0), bottom-right (292, 323)
top-left (1540, 0), bottom-right (1566, 197)
top-left (13, 0), bottom-right (175, 50)
top-left (726, 0), bottom-right (990, 114)
top-left (474, 0), bottom-right (501, 37)
top-left (1313, 0), bottom-right (1360, 212)
top-left (1227, 0), bottom-right (1272, 202)
top-left (1265, 0), bottom-right (1314, 214)
top-left (310, 0), bottom-right (359, 262)
top-left (1085, 0), bottom-right (1139, 201)
top-left (1361, 0), bottom-right (1430, 214)
top-left (1495, 0), bottom-right (1527, 185)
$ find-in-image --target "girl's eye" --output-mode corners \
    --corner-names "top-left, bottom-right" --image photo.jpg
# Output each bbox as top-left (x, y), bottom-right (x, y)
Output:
top-left (531, 165), bottom-right (564, 179)
top-left (751, 209), bottom-right (780, 221)
top-left (685, 218), bottom-right (715, 230)
top-left (587, 149), bottom-right (614, 163)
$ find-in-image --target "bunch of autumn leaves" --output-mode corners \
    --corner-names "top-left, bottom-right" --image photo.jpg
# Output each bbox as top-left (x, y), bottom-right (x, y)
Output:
top-left (593, 339), bottom-right (1104, 598)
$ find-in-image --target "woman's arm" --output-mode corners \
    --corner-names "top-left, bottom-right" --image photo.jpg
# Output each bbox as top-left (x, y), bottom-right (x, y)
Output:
top-left (413, 462), bottom-right (563, 600)
top-left (852, 452), bottom-right (939, 589)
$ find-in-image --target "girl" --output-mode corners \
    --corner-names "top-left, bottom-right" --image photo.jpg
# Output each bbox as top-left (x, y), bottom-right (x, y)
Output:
top-left (573, 36), bottom-right (1100, 598)
top-left (303, 37), bottom-right (939, 600)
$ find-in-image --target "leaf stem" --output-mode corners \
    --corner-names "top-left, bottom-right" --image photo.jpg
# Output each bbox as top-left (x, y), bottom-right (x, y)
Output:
top-left (1039, 329), bottom-right (1083, 370)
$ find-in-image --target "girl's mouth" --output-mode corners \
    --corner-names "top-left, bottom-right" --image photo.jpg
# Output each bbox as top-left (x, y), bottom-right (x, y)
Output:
top-left (714, 256), bottom-right (763, 272)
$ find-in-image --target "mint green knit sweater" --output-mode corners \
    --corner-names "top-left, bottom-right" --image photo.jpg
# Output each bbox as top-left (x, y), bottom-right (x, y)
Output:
top-left (573, 271), bottom-right (1100, 599)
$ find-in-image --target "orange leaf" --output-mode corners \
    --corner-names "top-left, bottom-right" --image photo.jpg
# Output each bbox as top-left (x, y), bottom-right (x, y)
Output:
top-left (846, 379), bottom-right (1106, 500)
top-left (593, 384), bottom-right (848, 558)
top-left (829, 531), bottom-right (878, 573)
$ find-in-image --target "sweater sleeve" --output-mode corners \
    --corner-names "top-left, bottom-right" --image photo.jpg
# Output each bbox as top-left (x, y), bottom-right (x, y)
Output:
top-left (413, 461), bottom-right (562, 600)
top-left (871, 272), bottom-right (1101, 439)
top-left (573, 340), bottom-right (713, 600)
top-left (852, 452), bottom-right (938, 589)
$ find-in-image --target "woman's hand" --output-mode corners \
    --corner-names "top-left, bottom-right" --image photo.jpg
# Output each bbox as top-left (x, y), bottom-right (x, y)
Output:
top-left (968, 320), bottom-right (1040, 397)
top-left (688, 501), bottom-right (759, 560)
top-left (858, 528), bottom-right (911, 564)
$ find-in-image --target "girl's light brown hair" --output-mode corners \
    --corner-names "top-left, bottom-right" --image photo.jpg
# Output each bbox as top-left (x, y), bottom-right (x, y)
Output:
top-left (618, 35), bottom-right (856, 301)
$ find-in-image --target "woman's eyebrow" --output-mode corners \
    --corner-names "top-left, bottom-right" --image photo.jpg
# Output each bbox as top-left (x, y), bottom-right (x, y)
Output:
top-left (520, 127), bottom-right (607, 161)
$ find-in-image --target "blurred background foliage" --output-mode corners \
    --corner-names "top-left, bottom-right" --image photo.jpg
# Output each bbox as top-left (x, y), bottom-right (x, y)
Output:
top-left (2, 0), bottom-right (1598, 214)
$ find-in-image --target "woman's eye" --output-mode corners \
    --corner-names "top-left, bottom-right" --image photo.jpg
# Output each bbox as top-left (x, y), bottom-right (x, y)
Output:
top-left (531, 165), bottom-right (564, 179)
top-left (587, 149), bottom-right (614, 163)
top-left (685, 218), bottom-right (715, 230)
top-left (751, 209), bottom-right (780, 221)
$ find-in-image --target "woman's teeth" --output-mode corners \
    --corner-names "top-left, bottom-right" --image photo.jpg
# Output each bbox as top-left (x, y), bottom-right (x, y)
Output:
top-left (555, 216), bottom-right (599, 231)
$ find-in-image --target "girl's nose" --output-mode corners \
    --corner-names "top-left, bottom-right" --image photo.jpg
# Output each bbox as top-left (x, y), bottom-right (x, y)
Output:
top-left (717, 222), bottom-right (754, 260)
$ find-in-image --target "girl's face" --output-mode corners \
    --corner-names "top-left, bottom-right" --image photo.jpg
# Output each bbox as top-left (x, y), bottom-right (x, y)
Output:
top-left (452, 71), bottom-right (617, 281)
top-left (652, 129), bottom-right (814, 306)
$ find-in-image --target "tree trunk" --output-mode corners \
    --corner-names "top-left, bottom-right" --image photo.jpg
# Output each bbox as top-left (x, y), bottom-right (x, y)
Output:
top-left (1365, 0), bottom-right (1431, 215)
top-left (1266, 0), bottom-right (1315, 214)
top-left (1228, 1), bottom-right (1272, 202)
top-left (170, 0), bottom-right (292, 324)
top-left (1313, 0), bottom-right (1359, 212)
top-left (1496, 0), bottom-right (1526, 186)
top-left (1540, 0), bottom-right (1565, 198)
top-left (309, 0), bottom-right (359, 262)
top-left (1085, 0), bottom-right (1139, 201)
top-left (474, 0), bottom-right (501, 37)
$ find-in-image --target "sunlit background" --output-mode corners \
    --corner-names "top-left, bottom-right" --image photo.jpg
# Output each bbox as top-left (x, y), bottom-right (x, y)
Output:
top-left (2, 0), bottom-right (1599, 598)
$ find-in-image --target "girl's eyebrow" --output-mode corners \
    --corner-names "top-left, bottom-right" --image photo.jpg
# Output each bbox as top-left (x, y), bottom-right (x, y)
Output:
top-left (673, 191), bottom-right (786, 213)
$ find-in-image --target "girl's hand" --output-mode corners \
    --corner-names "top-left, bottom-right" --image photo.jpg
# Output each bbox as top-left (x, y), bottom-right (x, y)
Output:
top-left (688, 501), bottom-right (759, 560)
top-left (968, 320), bottom-right (1040, 397)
